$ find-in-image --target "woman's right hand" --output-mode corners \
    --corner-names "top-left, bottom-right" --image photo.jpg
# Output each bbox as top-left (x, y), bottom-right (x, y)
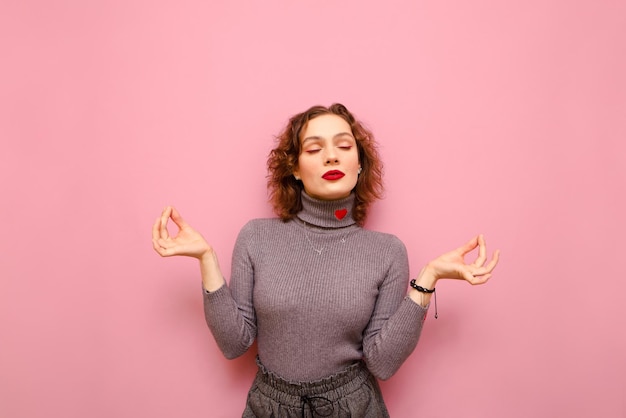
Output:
top-left (152, 206), bottom-right (211, 259)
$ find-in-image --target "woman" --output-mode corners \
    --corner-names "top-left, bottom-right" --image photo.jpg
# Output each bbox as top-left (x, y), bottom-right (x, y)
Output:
top-left (152, 103), bottom-right (499, 417)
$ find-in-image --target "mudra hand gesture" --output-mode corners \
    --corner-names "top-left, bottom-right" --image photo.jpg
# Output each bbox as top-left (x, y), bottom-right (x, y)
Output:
top-left (426, 234), bottom-right (500, 285)
top-left (152, 206), bottom-right (211, 259)
top-left (410, 235), bottom-right (500, 308)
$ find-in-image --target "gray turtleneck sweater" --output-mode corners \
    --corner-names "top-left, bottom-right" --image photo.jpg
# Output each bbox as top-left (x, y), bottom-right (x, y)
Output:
top-left (203, 193), bottom-right (427, 381)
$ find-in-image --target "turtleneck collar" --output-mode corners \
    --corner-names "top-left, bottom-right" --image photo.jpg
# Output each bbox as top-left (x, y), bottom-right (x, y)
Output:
top-left (296, 192), bottom-right (356, 228)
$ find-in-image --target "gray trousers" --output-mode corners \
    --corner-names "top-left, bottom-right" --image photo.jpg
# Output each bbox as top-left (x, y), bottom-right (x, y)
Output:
top-left (243, 358), bottom-right (390, 418)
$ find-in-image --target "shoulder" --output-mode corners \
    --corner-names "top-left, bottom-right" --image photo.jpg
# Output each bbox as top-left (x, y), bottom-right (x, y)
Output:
top-left (359, 228), bottom-right (406, 248)
top-left (240, 217), bottom-right (286, 232)
top-left (236, 217), bottom-right (290, 240)
top-left (234, 218), bottom-right (297, 258)
top-left (356, 228), bottom-right (408, 259)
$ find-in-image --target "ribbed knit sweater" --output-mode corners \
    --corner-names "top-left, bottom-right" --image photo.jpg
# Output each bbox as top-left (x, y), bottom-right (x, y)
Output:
top-left (203, 192), bottom-right (427, 382)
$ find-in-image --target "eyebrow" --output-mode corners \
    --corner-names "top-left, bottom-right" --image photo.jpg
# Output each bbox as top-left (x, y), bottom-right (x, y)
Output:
top-left (302, 132), bottom-right (355, 143)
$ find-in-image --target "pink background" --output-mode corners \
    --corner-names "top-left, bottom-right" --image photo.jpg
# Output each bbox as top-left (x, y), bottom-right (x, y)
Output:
top-left (1, 1), bottom-right (624, 417)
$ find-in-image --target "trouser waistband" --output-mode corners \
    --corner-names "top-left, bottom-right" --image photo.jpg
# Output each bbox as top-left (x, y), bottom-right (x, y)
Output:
top-left (254, 357), bottom-right (370, 407)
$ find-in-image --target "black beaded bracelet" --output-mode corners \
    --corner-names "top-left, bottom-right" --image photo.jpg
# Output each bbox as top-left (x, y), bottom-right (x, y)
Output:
top-left (410, 279), bottom-right (435, 293)
top-left (410, 279), bottom-right (438, 318)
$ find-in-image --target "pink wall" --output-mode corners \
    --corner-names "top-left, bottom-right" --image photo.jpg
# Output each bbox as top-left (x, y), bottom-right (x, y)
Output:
top-left (1, 1), bottom-right (624, 417)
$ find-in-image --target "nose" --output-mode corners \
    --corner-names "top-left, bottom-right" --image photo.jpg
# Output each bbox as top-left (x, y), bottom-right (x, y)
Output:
top-left (324, 148), bottom-right (339, 165)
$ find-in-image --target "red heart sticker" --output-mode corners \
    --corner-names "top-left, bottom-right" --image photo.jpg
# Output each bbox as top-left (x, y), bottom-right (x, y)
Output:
top-left (335, 208), bottom-right (348, 220)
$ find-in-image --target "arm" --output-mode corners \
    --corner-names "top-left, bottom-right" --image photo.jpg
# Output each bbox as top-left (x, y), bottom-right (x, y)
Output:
top-left (202, 222), bottom-right (257, 359)
top-left (362, 235), bottom-right (500, 380)
top-left (362, 238), bottom-right (427, 380)
top-left (152, 207), bottom-right (255, 358)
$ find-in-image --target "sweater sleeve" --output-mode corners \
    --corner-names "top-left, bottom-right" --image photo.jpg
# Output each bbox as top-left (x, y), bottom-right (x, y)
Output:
top-left (362, 237), bottom-right (428, 380)
top-left (202, 221), bottom-right (257, 359)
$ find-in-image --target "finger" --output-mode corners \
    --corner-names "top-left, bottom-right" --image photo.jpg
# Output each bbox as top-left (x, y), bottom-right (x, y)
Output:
top-left (170, 206), bottom-right (189, 230)
top-left (469, 265), bottom-right (490, 276)
top-left (152, 217), bottom-right (161, 242)
top-left (458, 235), bottom-right (479, 256)
top-left (153, 237), bottom-right (182, 257)
top-left (157, 238), bottom-right (179, 250)
top-left (463, 269), bottom-right (493, 285)
top-left (152, 237), bottom-right (169, 256)
top-left (152, 237), bottom-right (161, 253)
top-left (160, 206), bottom-right (172, 240)
top-left (472, 234), bottom-right (487, 267)
top-left (153, 243), bottom-right (174, 257)
top-left (457, 267), bottom-right (474, 283)
top-left (470, 248), bottom-right (500, 275)
top-left (471, 273), bottom-right (492, 285)
top-left (484, 249), bottom-right (501, 272)
top-left (458, 264), bottom-right (492, 284)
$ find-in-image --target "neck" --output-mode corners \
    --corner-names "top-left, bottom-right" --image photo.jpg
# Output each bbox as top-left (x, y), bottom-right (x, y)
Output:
top-left (297, 192), bottom-right (356, 228)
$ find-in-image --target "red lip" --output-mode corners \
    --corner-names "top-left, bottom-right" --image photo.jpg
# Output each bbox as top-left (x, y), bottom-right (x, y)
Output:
top-left (322, 170), bottom-right (345, 180)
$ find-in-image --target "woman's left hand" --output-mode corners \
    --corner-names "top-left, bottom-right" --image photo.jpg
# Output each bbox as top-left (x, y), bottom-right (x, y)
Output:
top-left (423, 234), bottom-right (500, 287)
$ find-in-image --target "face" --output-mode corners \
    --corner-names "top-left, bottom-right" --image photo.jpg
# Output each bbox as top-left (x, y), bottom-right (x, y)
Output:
top-left (293, 114), bottom-right (361, 201)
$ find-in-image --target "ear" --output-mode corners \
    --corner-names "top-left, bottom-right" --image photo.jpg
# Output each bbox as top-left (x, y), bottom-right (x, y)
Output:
top-left (293, 169), bottom-right (300, 181)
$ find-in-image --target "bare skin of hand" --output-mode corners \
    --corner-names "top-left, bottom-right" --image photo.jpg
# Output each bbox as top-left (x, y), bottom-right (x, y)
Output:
top-left (428, 234), bottom-right (500, 285)
top-left (152, 206), bottom-right (225, 291)
top-left (410, 234), bottom-right (500, 306)
top-left (152, 206), bottom-right (211, 259)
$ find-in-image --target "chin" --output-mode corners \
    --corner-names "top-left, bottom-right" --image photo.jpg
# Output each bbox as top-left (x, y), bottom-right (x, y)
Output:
top-left (306, 179), bottom-right (357, 201)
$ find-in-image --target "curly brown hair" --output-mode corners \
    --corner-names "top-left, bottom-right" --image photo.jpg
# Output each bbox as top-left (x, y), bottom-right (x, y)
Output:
top-left (267, 103), bottom-right (383, 226)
